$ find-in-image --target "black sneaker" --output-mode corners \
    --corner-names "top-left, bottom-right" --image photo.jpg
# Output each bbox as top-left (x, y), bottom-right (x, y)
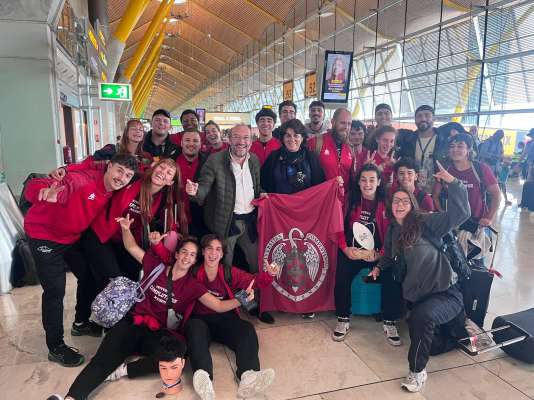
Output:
top-left (71, 320), bottom-right (103, 337)
top-left (258, 312), bottom-right (275, 324)
top-left (48, 343), bottom-right (85, 367)
top-left (301, 313), bottom-right (316, 319)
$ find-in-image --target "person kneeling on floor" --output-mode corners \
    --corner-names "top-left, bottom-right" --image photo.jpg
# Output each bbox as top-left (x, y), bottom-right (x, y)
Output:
top-left (369, 161), bottom-right (471, 392)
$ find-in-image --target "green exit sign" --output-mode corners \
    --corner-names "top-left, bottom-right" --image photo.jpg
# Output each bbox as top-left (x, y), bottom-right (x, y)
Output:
top-left (98, 83), bottom-right (132, 101)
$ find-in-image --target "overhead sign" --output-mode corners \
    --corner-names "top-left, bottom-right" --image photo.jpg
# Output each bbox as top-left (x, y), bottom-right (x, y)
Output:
top-left (205, 112), bottom-right (250, 127)
top-left (98, 83), bottom-right (132, 101)
top-left (305, 71), bottom-right (317, 98)
top-left (283, 80), bottom-right (294, 101)
top-left (321, 50), bottom-right (353, 104)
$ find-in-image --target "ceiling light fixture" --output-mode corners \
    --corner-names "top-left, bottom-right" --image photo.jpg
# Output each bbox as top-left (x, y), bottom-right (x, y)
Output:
top-left (294, 28), bottom-right (306, 33)
top-left (320, 11), bottom-right (334, 18)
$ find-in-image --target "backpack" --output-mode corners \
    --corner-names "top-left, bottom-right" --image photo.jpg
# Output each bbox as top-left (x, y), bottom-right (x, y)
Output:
top-left (423, 226), bottom-right (472, 282)
top-left (91, 263), bottom-right (165, 328)
top-left (18, 173), bottom-right (48, 216)
top-left (10, 235), bottom-right (40, 287)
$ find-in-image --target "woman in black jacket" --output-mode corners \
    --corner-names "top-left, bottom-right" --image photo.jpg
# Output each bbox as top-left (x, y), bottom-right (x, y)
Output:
top-left (261, 119), bottom-right (325, 194)
top-left (370, 160), bottom-right (471, 393)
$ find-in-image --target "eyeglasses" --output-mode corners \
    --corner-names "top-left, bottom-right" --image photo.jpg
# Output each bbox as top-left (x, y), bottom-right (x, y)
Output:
top-left (392, 198), bottom-right (411, 206)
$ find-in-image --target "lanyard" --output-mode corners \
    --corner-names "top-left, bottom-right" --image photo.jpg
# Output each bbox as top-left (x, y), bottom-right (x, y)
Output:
top-left (417, 134), bottom-right (436, 164)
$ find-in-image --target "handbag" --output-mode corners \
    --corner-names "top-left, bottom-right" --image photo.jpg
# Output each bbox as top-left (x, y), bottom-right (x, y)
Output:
top-left (91, 263), bottom-right (166, 328)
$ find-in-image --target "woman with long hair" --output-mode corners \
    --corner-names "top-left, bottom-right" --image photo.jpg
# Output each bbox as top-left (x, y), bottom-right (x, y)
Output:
top-left (370, 161), bottom-right (471, 392)
top-left (358, 125), bottom-right (397, 184)
top-left (186, 234), bottom-right (278, 400)
top-left (50, 229), bottom-right (250, 400)
top-left (49, 119), bottom-right (152, 179)
top-left (71, 159), bottom-right (188, 337)
top-left (332, 163), bottom-right (403, 346)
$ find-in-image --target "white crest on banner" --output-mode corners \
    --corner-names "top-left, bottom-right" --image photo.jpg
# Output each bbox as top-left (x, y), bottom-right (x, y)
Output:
top-left (263, 228), bottom-right (328, 302)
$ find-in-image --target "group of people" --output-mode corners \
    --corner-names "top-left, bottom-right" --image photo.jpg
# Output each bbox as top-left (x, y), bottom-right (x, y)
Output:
top-left (23, 100), bottom-right (508, 399)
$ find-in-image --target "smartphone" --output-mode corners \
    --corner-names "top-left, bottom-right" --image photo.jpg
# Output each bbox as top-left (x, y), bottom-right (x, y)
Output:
top-left (362, 275), bottom-right (381, 284)
top-left (234, 289), bottom-right (258, 311)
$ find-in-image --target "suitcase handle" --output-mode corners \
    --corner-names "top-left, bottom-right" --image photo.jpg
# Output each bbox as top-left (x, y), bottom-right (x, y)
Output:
top-left (458, 323), bottom-right (529, 356)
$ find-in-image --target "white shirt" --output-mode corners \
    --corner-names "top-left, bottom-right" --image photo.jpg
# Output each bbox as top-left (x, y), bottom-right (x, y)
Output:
top-left (231, 153), bottom-right (255, 214)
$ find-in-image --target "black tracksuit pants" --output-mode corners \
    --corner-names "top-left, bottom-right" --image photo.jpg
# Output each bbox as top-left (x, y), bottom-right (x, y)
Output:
top-left (73, 229), bottom-right (142, 324)
top-left (67, 318), bottom-right (172, 400)
top-left (29, 237), bottom-right (97, 349)
top-left (185, 312), bottom-right (260, 380)
top-left (407, 285), bottom-right (467, 373)
top-left (335, 249), bottom-right (403, 320)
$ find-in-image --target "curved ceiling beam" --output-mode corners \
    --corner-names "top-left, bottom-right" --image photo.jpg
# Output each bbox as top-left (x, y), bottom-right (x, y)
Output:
top-left (162, 48), bottom-right (219, 74)
top-left (160, 67), bottom-right (200, 88)
top-left (181, 20), bottom-right (240, 55)
top-left (190, 0), bottom-right (256, 40)
top-left (170, 35), bottom-right (228, 66)
top-left (161, 61), bottom-right (207, 81)
top-left (158, 73), bottom-right (197, 91)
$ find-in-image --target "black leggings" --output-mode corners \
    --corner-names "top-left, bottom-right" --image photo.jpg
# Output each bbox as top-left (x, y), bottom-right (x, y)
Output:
top-left (334, 249), bottom-right (403, 320)
top-left (67, 318), bottom-right (172, 399)
top-left (185, 312), bottom-right (260, 380)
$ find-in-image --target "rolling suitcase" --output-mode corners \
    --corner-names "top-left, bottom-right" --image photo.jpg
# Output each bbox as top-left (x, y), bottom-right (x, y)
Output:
top-left (519, 181), bottom-right (534, 211)
top-left (351, 268), bottom-right (381, 316)
top-left (458, 308), bottom-right (534, 364)
top-left (461, 227), bottom-right (499, 328)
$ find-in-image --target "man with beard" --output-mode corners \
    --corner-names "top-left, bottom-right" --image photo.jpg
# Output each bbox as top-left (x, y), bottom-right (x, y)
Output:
top-left (250, 108), bottom-right (281, 166)
top-left (177, 131), bottom-right (208, 237)
top-left (305, 100), bottom-right (330, 138)
top-left (307, 107), bottom-right (353, 188)
top-left (273, 101), bottom-right (297, 140)
top-left (143, 109), bottom-right (179, 160)
top-left (185, 124), bottom-right (274, 324)
top-left (397, 105), bottom-right (449, 193)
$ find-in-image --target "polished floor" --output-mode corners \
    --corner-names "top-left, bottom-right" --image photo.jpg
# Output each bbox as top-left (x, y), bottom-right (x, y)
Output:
top-left (1, 179), bottom-right (533, 400)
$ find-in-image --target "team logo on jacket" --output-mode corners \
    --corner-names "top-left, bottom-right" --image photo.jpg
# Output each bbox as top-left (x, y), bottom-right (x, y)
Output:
top-left (87, 193), bottom-right (96, 200)
top-left (263, 228), bottom-right (328, 302)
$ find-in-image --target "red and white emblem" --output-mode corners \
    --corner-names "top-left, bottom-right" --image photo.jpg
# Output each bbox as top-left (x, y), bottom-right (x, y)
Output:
top-left (263, 228), bottom-right (328, 302)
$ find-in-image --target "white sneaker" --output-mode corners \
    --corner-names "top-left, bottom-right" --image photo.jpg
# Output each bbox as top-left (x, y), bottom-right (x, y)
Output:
top-left (193, 369), bottom-right (215, 400)
top-left (383, 320), bottom-right (402, 346)
top-left (105, 363), bottom-right (128, 381)
top-left (401, 369), bottom-right (427, 392)
top-left (332, 317), bottom-right (350, 342)
top-left (237, 369), bottom-right (275, 399)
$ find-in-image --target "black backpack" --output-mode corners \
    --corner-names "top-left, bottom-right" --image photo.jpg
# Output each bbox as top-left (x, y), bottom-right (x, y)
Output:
top-left (423, 226), bottom-right (472, 282)
top-left (18, 173), bottom-right (48, 216)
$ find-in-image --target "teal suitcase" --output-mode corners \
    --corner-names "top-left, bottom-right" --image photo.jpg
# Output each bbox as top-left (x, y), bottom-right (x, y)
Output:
top-left (351, 268), bottom-right (382, 315)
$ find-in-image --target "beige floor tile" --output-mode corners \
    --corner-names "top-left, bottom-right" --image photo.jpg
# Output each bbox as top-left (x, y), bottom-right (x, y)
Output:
top-left (322, 317), bottom-right (474, 380)
top-left (321, 379), bottom-right (426, 400)
top-left (483, 357), bottom-right (534, 397)
top-left (247, 322), bottom-right (379, 400)
top-left (422, 364), bottom-right (530, 400)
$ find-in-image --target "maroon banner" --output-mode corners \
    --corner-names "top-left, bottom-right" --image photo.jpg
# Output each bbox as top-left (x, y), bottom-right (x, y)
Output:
top-left (255, 179), bottom-right (344, 313)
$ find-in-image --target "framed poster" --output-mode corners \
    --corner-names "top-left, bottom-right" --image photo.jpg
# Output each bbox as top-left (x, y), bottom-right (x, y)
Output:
top-left (195, 108), bottom-right (206, 125)
top-left (305, 71), bottom-right (317, 98)
top-left (283, 80), bottom-right (294, 101)
top-left (320, 50), bottom-right (353, 103)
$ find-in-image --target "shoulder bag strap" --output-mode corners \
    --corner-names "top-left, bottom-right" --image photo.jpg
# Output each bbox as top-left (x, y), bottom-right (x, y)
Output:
top-left (136, 263), bottom-right (166, 302)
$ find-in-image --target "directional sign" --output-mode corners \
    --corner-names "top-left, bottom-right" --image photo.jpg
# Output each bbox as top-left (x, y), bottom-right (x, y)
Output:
top-left (98, 83), bottom-right (132, 101)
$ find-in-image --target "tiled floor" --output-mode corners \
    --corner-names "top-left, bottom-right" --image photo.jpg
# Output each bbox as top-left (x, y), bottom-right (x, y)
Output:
top-left (1, 179), bottom-right (533, 399)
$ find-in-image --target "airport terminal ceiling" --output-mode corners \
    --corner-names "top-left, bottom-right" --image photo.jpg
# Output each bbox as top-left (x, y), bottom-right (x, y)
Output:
top-left (110, 0), bottom-right (534, 130)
